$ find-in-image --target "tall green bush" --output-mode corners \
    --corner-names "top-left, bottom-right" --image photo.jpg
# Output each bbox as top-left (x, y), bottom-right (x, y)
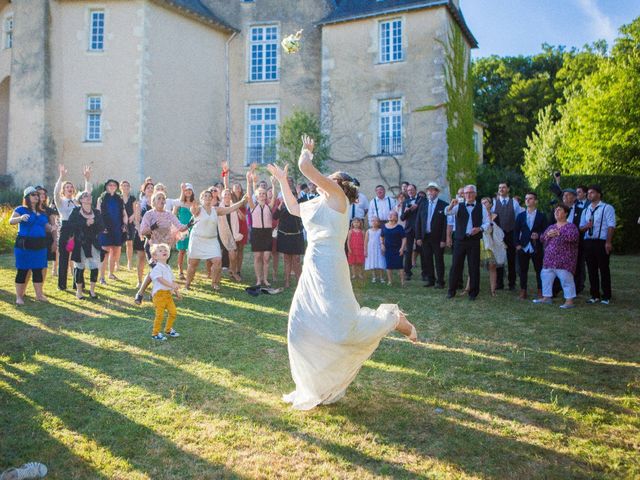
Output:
top-left (278, 110), bottom-right (329, 182)
top-left (441, 26), bottom-right (476, 192)
top-left (0, 205), bottom-right (16, 254)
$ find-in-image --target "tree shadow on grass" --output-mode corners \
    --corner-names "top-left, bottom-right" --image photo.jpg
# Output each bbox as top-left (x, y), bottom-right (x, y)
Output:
top-left (0, 358), bottom-right (247, 480)
top-left (0, 373), bottom-right (110, 479)
top-left (1, 314), bottom-right (425, 478)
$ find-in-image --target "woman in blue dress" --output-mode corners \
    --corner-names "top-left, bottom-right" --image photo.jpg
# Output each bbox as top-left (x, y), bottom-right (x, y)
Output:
top-left (10, 187), bottom-right (52, 305)
top-left (97, 179), bottom-right (127, 283)
top-left (381, 210), bottom-right (407, 286)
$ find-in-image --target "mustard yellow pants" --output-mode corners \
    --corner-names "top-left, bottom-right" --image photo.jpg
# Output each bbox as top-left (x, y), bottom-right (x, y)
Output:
top-left (152, 290), bottom-right (177, 336)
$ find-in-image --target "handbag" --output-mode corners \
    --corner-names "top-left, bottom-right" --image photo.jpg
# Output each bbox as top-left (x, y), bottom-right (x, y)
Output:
top-left (65, 236), bottom-right (75, 253)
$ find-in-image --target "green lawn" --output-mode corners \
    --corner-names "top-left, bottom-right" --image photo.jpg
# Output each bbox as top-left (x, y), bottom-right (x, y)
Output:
top-left (1, 253), bottom-right (639, 479)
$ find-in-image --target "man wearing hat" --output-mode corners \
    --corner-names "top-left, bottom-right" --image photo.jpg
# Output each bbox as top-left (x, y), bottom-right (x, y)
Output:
top-left (415, 182), bottom-right (448, 288)
top-left (579, 184), bottom-right (616, 305)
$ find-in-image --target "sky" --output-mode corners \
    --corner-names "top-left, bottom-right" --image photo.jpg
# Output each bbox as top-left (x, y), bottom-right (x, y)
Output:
top-left (459, 0), bottom-right (640, 58)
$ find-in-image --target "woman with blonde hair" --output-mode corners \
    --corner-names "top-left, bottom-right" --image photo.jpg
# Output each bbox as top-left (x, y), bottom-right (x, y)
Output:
top-left (53, 164), bottom-right (92, 290)
top-left (185, 189), bottom-right (247, 291)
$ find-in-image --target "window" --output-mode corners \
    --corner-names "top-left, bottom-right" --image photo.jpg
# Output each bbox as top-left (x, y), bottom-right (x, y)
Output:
top-left (473, 131), bottom-right (479, 153)
top-left (4, 15), bottom-right (13, 49)
top-left (378, 99), bottom-right (403, 155)
top-left (250, 25), bottom-right (278, 82)
top-left (379, 19), bottom-right (403, 63)
top-left (247, 105), bottom-right (278, 164)
top-left (86, 96), bottom-right (103, 142)
top-left (89, 10), bottom-right (105, 51)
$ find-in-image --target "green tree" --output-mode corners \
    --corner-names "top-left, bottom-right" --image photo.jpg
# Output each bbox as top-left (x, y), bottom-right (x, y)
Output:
top-left (522, 105), bottom-right (565, 186)
top-left (278, 110), bottom-right (329, 182)
top-left (472, 45), bottom-right (566, 170)
top-left (523, 16), bottom-right (640, 185)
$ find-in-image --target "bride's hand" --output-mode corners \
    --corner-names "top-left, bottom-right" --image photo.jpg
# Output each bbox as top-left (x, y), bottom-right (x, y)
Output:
top-left (267, 163), bottom-right (288, 182)
top-left (301, 135), bottom-right (315, 154)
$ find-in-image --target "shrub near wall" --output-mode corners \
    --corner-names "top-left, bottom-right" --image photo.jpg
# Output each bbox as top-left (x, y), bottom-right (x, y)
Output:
top-left (534, 175), bottom-right (640, 253)
top-left (0, 205), bottom-right (16, 254)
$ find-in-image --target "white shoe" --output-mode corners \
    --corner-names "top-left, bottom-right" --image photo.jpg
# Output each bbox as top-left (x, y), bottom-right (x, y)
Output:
top-left (0, 462), bottom-right (48, 480)
top-left (371, 278), bottom-right (377, 283)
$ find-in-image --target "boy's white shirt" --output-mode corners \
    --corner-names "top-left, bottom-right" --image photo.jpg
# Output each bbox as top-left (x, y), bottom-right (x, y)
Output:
top-left (150, 262), bottom-right (175, 297)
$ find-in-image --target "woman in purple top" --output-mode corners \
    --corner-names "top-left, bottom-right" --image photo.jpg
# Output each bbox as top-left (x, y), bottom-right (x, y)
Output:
top-left (534, 203), bottom-right (579, 309)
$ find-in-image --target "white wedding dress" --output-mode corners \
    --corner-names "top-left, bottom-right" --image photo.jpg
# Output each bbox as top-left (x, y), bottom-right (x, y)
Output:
top-left (283, 195), bottom-right (400, 410)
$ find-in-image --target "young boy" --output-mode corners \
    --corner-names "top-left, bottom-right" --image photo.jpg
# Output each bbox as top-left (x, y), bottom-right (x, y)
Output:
top-left (149, 243), bottom-right (181, 341)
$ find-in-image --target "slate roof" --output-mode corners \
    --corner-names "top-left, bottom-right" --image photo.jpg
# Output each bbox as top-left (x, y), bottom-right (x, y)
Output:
top-left (153, 0), bottom-right (238, 32)
top-left (318, 0), bottom-right (477, 48)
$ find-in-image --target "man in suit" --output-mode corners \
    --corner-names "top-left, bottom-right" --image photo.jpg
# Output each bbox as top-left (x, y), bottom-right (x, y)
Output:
top-left (446, 185), bottom-right (490, 300)
top-left (400, 184), bottom-right (421, 280)
top-left (576, 185), bottom-right (589, 210)
top-left (514, 192), bottom-right (548, 299)
top-left (415, 182), bottom-right (448, 288)
top-left (492, 182), bottom-right (523, 291)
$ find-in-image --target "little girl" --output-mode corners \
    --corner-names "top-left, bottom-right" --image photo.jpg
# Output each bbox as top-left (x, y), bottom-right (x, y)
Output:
top-left (364, 217), bottom-right (386, 283)
top-left (347, 218), bottom-right (365, 279)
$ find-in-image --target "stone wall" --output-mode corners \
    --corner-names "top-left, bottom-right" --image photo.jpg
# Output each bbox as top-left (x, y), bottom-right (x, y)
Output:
top-left (321, 7), bottom-right (451, 196)
top-left (6, 0), bottom-right (50, 188)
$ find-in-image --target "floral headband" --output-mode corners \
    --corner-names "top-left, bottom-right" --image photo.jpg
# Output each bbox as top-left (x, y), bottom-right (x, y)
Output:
top-left (331, 172), bottom-right (360, 190)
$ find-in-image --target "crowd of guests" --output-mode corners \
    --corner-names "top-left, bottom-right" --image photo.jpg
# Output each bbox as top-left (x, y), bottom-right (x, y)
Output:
top-left (9, 165), bottom-right (617, 337)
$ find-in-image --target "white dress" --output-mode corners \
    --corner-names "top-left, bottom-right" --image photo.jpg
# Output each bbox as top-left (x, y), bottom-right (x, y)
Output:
top-left (283, 196), bottom-right (400, 410)
top-left (365, 228), bottom-right (386, 270)
top-left (187, 207), bottom-right (221, 260)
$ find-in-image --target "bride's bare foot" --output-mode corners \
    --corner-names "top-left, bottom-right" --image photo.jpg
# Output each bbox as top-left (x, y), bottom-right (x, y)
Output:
top-left (396, 311), bottom-right (417, 343)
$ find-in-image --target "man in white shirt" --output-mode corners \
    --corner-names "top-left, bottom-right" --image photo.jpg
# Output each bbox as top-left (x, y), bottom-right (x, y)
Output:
top-left (579, 184), bottom-right (616, 304)
top-left (368, 185), bottom-right (396, 224)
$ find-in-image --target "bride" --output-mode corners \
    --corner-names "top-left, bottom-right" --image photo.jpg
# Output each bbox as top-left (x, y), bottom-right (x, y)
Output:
top-left (267, 135), bottom-right (418, 410)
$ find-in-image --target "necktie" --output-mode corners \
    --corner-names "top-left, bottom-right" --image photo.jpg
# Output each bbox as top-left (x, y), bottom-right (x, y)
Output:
top-left (502, 199), bottom-right (507, 206)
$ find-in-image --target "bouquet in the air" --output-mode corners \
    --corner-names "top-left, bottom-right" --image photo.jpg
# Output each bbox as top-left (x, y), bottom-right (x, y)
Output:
top-left (281, 29), bottom-right (303, 54)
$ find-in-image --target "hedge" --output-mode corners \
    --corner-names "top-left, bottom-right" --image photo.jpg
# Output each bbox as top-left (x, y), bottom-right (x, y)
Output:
top-left (477, 164), bottom-right (530, 199)
top-left (533, 175), bottom-right (640, 254)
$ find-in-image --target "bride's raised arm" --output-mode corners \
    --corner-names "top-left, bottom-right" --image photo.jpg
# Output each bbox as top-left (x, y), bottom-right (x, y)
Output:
top-left (267, 163), bottom-right (300, 217)
top-left (297, 135), bottom-right (346, 213)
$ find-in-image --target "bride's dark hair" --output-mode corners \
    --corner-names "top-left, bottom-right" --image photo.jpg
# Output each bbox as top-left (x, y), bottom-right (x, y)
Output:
top-left (328, 172), bottom-right (359, 204)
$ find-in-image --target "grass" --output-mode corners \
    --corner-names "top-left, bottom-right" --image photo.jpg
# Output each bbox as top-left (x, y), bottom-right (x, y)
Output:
top-left (0, 252), bottom-right (639, 479)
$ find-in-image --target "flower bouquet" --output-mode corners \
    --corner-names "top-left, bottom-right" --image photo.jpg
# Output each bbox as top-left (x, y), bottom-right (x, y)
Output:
top-left (281, 29), bottom-right (303, 54)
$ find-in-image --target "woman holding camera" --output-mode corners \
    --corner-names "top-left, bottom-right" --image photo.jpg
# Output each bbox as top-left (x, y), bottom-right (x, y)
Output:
top-left (10, 187), bottom-right (52, 305)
